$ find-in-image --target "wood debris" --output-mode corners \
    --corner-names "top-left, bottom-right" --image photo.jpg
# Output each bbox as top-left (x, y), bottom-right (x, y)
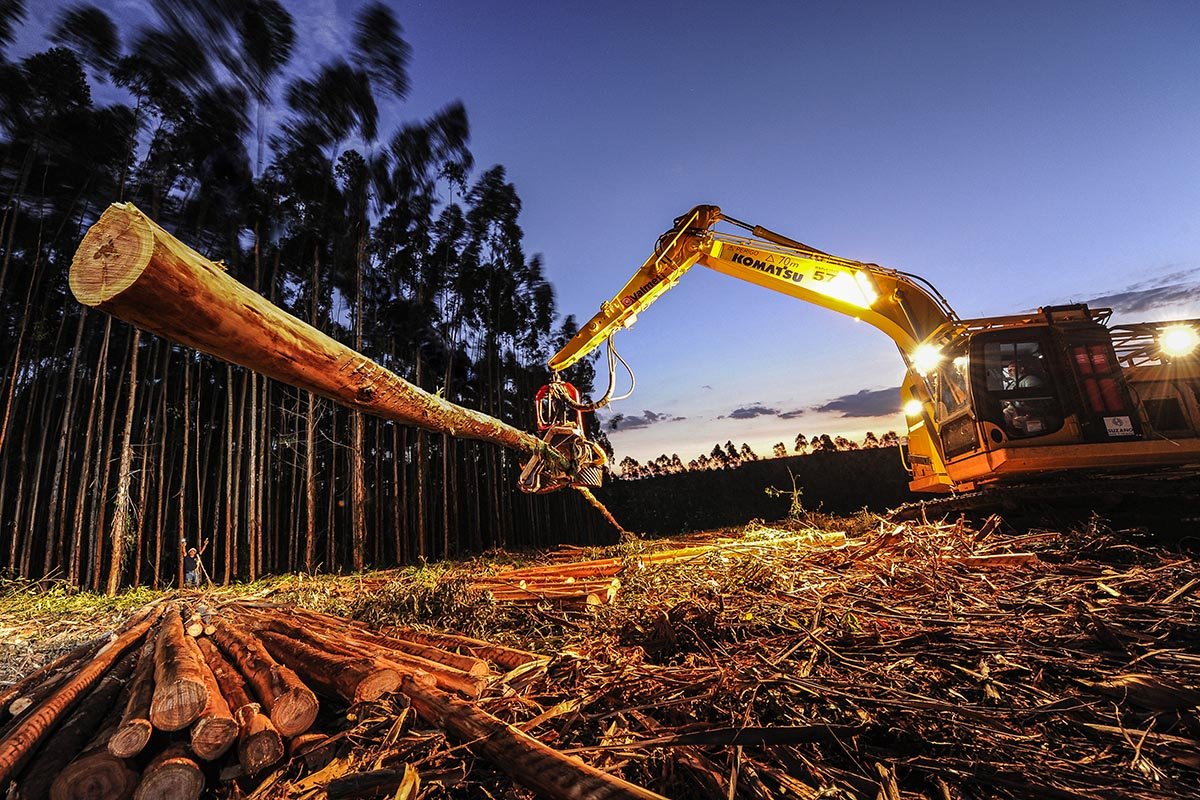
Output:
top-left (1, 515), bottom-right (1198, 799)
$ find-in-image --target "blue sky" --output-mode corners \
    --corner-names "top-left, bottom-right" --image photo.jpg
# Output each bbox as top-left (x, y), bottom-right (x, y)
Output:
top-left (18, 1), bottom-right (1200, 463)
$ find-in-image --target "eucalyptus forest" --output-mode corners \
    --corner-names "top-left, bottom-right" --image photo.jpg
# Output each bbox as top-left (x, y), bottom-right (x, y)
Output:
top-left (0, 0), bottom-right (612, 594)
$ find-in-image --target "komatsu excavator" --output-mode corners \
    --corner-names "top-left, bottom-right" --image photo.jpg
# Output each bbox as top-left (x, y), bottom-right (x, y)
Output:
top-left (519, 205), bottom-right (1200, 511)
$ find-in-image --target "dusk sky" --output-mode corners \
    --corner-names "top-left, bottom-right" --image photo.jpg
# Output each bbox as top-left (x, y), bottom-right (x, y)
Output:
top-left (18, 1), bottom-right (1200, 464)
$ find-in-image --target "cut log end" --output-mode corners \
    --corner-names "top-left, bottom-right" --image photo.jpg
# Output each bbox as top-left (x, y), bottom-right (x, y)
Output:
top-left (354, 668), bottom-right (402, 703)
top-left (133, 762), bottom-right (204, 800)
top-left (240, 729), bottom-right (285, 775)
top-left (148, 678), bottom-right (208, 732)
top-left (50, 752), bottom-right (138, 800)
top-left (69, 203), bottom-right (154, 307)
top-left (270, 687), bottom-right (319, 737)
top-left (107, 719), bottom-right (153, 758)
top-left (191, 715), bottom-right (238, 761)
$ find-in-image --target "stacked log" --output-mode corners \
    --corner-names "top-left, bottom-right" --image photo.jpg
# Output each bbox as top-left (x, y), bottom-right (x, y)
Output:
top-left (0, 600), bottom-right (668, 800)
top-left (194, 637), bottom-right (283, 775)
top-left (480, 528), bottom-right (848, 592)
top-left (474, 576), bottom-right (622, 606)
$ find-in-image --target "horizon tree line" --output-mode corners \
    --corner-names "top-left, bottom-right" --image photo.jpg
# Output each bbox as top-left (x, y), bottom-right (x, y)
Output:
top-left (615, 430), bottom-right (901, 479)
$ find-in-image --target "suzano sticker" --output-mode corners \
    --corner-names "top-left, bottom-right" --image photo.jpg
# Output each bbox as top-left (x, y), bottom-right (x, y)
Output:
top-left (1103, 416), bottom-right (1135, 436)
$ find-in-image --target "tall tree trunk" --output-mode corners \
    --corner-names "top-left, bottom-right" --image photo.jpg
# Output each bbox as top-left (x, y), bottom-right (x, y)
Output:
top-left (71, 317), bottom-right (110, 585)
top-left (152, 361), bottom-right (169, 587)
top-left (414, 353), bottom-right (426, 560)
top-left (224, 364), bottom-right (235, 583)
top-left (326, 418), bottom-right (337, 570)
top-left (391, 424), bottom-right (403, 564)
top-left (43, 309), bottom-right (88, 578)
top-left (305, 391), bottom-right (317, 573)
top-left (178, 357), bottom-right (190, 589)
top-left (6, 384), bottom-right (35, 574)
top-left (105, 328), bottom-right (141, 595)
top-left (247, 372), bottom-right (258, 580)
top-left (89, 326), bottom-right (129, 590)
top-left (350, 228), bottom-right (367, 572)
top-left (304, 241), bottom-right (321, 574)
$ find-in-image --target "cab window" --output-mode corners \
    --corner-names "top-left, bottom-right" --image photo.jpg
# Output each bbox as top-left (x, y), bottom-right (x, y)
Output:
top-left (930, 350), bottom-right (970, 422)
top-left (980, 340), bottom-right (1062, 439)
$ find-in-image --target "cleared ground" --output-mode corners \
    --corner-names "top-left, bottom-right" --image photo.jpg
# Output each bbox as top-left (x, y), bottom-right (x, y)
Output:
top-left (2, 512), bottom-right (1198, 799)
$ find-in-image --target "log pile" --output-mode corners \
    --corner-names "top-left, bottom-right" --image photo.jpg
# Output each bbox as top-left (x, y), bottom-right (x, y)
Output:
top-left (0, 599), bottom-right (666, 799)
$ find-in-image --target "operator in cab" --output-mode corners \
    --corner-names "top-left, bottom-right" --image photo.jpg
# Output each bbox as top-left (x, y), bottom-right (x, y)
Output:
top-left (1001, 355), bottom-right (1048, 435)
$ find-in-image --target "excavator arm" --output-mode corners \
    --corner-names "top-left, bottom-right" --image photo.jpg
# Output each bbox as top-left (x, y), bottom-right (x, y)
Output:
top-left (551, 204), bottom-right (959, 372)
top-left (518, 205), bottom-right (965, 495)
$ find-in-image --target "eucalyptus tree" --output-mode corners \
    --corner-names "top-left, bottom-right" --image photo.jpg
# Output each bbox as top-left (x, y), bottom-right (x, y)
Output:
top-left (50, 5), bottom-right (119, 81)
top-left (372, 102), bottom-right (472, 557)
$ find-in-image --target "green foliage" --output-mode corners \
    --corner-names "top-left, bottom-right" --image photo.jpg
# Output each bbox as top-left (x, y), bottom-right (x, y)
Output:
top-left (764, 467), bottom-right (805, 520)
top-left (0, 579), bottom-right (158, 621)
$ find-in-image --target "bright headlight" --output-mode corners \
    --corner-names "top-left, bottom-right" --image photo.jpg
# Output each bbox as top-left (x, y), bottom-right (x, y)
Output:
top-left (911, 344), bottom-right (943, 376)
top-left (1159, 324), bottom-right (1199, 358)
top-left (903, 399), bottom-right (924, 417)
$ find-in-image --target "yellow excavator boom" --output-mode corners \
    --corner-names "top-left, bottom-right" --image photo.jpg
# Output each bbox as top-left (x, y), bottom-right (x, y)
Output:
top-left (550, 204), bottom-right (958, 372)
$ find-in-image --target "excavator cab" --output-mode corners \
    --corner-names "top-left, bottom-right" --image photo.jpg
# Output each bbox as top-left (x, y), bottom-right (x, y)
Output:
top-left (910, 305), bottom-right (1200, 492)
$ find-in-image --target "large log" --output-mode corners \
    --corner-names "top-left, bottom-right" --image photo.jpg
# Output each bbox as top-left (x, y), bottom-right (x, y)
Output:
top-left (209, 620), bottom-right (318, 737)
top-left (49, 718), bottom-right (138, 800)
top-left (283, 608), bottom-right (490, 676)
top-left (256, 631), bottom-right (402, 704)
top-left (400, 677), bottom-right (667, 800)
top-left (244, 613), bottom-right (477, 697)
top-left (69, 202), bottom-right (561, 463)
top-left (15, 651), bottom-right (137, 800)
top-left (0, 603), bottom-right (162, 787)
top-left (193, 637), bottom-right (283, 775)
top-left (189, 653), bottom-right (237, 761)
top-left (107, 620), bottom-right (160, 758)
top-left (132, 745), bottom-right (203, 800)
top-left (1, 638), bottom-right (103, 720)
top-left (148, 606), bottom-right (208, 731)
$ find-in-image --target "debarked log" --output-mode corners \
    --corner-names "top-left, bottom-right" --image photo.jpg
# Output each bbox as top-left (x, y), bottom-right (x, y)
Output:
top-left (69, 202), bottom-right (563, 465)
top-left (108, 617), bottom-right (161, 758)
top-left (132, 745), bottom-right (203, 800)
top-left (242, 613), bottom-right (477, 698)
top-left (400, 677), bottom-right (668, 800)
top-left (148, 605), bottom-right (209, 732)
top-left (189, 655), bottom-right (237, 761)
top-left (255, 631), bottom-right (402, 704)
top-left (208, 621), bottom-right (318, 737)
top-left (194, 637), bottom-right (282, 774)
top-left (282, 608), bottom-right (490, 677)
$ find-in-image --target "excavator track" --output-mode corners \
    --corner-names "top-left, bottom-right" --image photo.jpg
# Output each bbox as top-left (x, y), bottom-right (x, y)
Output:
top-left (888, 472), bottom-right (1200, 534)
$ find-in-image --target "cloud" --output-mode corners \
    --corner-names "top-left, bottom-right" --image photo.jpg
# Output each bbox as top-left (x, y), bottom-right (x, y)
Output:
top-left (722, 404), bottom-right (779, 420)
top-left (778, 408), bottom-right (806, 419)
top-left (608, 410), bottom-right (684, 431)
top-left (814, 387), bottom-right (902, 418)
top-left (1076, 267), bottom-right (1200, 318)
